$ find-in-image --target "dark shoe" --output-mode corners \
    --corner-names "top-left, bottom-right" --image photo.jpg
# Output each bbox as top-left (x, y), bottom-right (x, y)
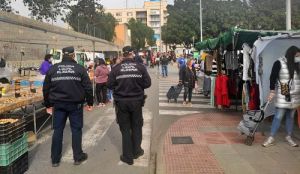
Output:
top-left (52, 163), bottom-right (60, 167)
top-left (133, 149), bottom-right (144, 159)
top-left (74, 153), bottom-right (88, 165)
top-left (120, 155), bottom-right (133, 165)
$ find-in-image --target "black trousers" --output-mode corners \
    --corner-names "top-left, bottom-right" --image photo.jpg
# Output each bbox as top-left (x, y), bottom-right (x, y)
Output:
top-left (96, 83), bottom-right (107, 103)
top-left (115, 100), bottom-right (143, 160)
top-left (52, 102), bottom-right (83, 163)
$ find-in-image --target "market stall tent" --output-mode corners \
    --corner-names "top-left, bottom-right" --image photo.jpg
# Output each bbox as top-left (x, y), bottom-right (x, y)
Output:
top-left (195, 28), bottom-right (286, 51)
top-left (253, 34), bottom-right (300, 116)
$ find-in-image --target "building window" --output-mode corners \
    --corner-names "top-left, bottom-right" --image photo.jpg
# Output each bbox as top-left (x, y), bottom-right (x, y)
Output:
top-left (116, 18), bottom-right (122, 22)
top-left (150, 21), bottom-right (160, 27)
top-left (127, 12), bottom-right (133, 16)
top-left (116, 12), bottom-right (122, 16)
top-left (151, 16), bottom-right (160, 21)
top-left (150, 9), bottom-right (160, 15)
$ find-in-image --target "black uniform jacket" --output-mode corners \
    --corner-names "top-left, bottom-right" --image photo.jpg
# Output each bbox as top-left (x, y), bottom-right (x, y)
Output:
top-left (107, 58), bottom-right (151, 101)
top-left (43, 57), bottom-right (93, 108)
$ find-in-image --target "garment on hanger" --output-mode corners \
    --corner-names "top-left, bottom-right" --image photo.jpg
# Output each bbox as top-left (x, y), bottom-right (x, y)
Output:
top-left (224, 51), bottom-right (239, 70)
top-left (205, 54), bottom-right (213, 73)
top-left (214, 74), bottom-right (230, 107)
top-left (242, 43), bottom-right (252, 81)
top-left (212, 59), bottom-right (218, 76)
top-left (211, 76), bottom-right (216, 106)
top-left (248, 82), bottom-right (260, 110)
top-left (203, 75), bottom-right (211, 96)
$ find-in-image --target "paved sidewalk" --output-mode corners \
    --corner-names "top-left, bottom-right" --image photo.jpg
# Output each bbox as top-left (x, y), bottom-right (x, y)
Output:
top-left (162, 112), bottom-right (300, 174)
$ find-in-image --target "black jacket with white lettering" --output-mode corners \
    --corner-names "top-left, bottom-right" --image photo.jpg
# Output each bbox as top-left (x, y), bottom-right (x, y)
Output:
top-left (43, 57), bottom-right (93, 108)
top-left (107, 58), bottom-right (151, 101)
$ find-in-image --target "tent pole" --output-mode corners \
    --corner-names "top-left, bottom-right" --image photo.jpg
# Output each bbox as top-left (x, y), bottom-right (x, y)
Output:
top-left (232, 32), bottom-right (238, 111)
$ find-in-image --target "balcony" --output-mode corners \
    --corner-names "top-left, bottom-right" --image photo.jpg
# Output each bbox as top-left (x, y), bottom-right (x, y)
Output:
top-left (149, 18), bottom-right (161, 22)
top-left (150, 10), bottom-right (160, 15)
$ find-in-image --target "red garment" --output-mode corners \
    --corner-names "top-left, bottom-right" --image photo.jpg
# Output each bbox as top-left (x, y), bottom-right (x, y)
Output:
top-left (214, 75), bottom-right (230, 107)
top-left (248, 83), bottom-right (260, 110)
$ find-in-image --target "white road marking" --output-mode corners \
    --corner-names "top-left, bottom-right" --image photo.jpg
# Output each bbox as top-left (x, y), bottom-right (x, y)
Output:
top-left (159, 110), bottom-right (203, 115)
top-left (159, 97), bottom-right (210, 103)
top-left (133, 109), bottom-right (153, 167)
top-left (62, 108), bottom-right (115, 162)
top-left (159, 102), bottom-right (214, 108)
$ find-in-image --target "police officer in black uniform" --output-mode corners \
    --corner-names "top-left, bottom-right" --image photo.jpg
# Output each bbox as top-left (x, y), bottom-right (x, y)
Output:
top-left (108, 46), bottom-right (151, 165)
top-left (43, 46), bottom-right (93, 167)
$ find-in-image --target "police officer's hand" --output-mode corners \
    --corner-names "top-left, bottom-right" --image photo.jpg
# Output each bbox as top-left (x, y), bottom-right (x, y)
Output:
top-left (86, 105), bottom-right (93, 111)
top-left (46, 107), bottom-right (53, 115)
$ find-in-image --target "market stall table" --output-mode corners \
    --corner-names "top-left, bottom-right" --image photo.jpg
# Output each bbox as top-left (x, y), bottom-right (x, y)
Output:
top-left (0, 88), bottom-right (50, 136)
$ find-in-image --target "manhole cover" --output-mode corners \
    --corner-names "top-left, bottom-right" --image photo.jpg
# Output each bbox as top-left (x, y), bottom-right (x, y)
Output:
top-left (171, 136), bottom-right (194, 144)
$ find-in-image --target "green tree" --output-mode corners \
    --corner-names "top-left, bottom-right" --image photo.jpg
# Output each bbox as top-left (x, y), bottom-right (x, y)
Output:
top-left (162, 0), bottom-right (248, 48)
top-left (0, 0), bottom-right (12, 12)
top-left (65, 0), bottom-right (117, 41)
top-left (23, 0), bottom-right (71, 21)
top-left (127, 18), bottom-right (156, 51)
top-left (247, 0), bottom-right (300, 30)
top-left (0, 0), bottom-right (70, 20)
top-left (162, 0), bottom-right (300, 47)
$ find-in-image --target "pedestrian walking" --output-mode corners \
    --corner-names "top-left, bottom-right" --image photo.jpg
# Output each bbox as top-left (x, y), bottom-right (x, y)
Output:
top-left (161, 53), bottom-right (169, 77)
top-left (263, 46), bottom-right (300, 147)
top-left (39, 54), bottom-right (53, 76)
top-left (43, 46), bottom-right (93, 167)
top-left (107, 46), bottom-right (151, 165)
top-left (155, 52), bottom-right (161, 69)
top-left (95, 58), bottom-right (109, 107)
top-left (177, 54), bottom-right (186, 70)
top-left (179, 59), bottom-right (197, 107)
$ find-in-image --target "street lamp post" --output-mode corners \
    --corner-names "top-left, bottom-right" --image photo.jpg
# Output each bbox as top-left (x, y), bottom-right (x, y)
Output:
top-left (200, 0), bottom-right (203, 42)
top-left (286, 0), bottom-right (291, 30)
top-left (160, 0), bottom-right (163, 52)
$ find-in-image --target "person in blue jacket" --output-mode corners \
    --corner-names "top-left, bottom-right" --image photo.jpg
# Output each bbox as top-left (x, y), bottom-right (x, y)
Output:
top-left (39, 54), bottom-right (53, 75)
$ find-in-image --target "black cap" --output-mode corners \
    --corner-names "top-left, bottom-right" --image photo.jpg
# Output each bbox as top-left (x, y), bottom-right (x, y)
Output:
top-left (62, 46), bottom-right (75, 55)
top-left (122, 46), bottom-right (134, 54)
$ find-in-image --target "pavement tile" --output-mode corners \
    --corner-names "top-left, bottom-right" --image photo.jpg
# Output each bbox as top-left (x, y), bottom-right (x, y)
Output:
top-left (163, 112), bottom-right (300, 174)
top-left (212, 153), bottom-right (257, 174)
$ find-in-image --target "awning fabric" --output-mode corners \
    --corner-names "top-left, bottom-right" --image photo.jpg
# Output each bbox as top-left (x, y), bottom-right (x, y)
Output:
top-left (195, 28), bottom-right (289, 51)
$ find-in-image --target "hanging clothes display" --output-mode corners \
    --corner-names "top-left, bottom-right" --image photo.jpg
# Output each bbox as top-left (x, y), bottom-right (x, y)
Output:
top-left (242, 43), bottom-right (252, 81)
top-left (243, 82), bottom-right (250, 110)
top-left (204, 54), bottom-right (213, 73)
top-left (210, 76), bottom-right (216, 106)
top-left (224, 51), bottom-right (239, 70)
top-left (203, 75), bottom-right (211, 96)
top-left (248, 82), bottom-right (260, 110)
top-left (214, 75), bottom-right (230, 108)
top-left (211, 59), bottom-right (218, 76)
top-left (228, 77), bottom-right (236, 96)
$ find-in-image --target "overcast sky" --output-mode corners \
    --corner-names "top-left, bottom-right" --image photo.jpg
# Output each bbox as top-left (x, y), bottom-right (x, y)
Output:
top-left (10, 0), bottom-right (174, 28)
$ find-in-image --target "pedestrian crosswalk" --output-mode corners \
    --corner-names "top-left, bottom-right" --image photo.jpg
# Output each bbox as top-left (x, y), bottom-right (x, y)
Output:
top-left (159, 78), bottom-right (212, 116)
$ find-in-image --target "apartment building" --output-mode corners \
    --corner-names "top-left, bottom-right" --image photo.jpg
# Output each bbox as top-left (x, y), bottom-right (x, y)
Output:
top-left (105, 0), bottom-right (168, 51)
top-left (113, 24), bottom-right (131, 48)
